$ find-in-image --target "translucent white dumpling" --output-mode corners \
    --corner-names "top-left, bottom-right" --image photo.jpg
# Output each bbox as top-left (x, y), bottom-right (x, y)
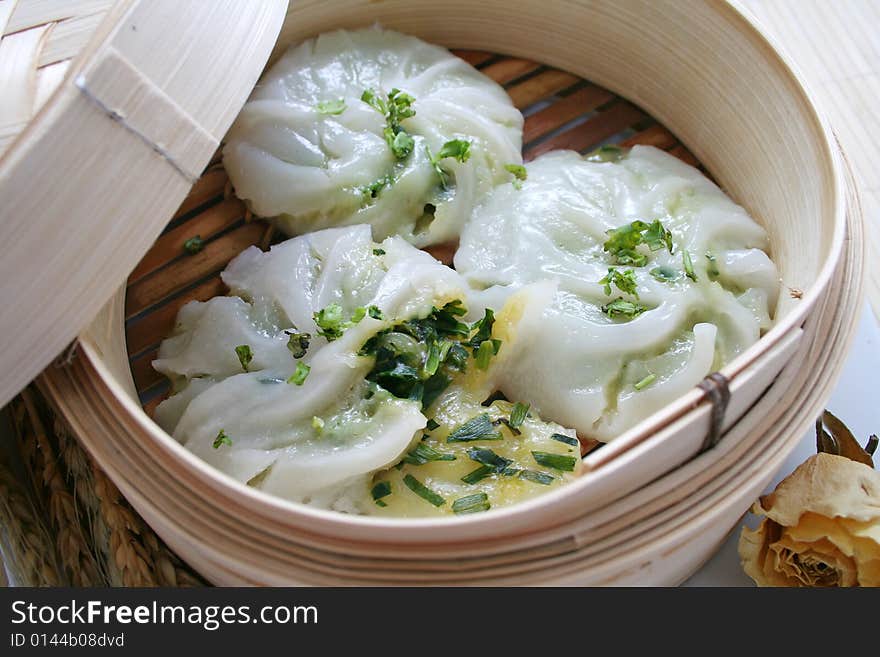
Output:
top-left (223, 26), bottom-right (523, 247)
top-left (154, 225), bottom-right (471, 511)
top-left (455, 146), bottom-right (780, 441)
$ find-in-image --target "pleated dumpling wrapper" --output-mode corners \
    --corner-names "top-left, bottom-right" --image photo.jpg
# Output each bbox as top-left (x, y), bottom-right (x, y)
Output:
top-left (153, 225), bottom-right (581, 514)
top-left (223, 26), bottom-right (524, 247)
top-left (455, 145), bottom-right (779, 442)
top-left (153, 225), bottom-right (465, 512)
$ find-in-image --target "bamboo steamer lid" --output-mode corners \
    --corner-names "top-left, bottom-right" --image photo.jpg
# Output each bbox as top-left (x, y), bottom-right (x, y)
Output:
top-left (0, 0), bottom-right (287, 407)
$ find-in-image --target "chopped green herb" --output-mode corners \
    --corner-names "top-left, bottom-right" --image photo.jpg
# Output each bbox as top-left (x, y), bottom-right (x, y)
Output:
top-left (504, 163), bottom-right (527, 189)
top-left (452, 492), bottom-right (491, 514)
top-left (373, 248), bottom-right (386, 256)
top-left (314, 303), bottom-right (379, 341)
top-left (371, 481), bottom-right (392, 504)
top-left (403, 474), bottom-right (445, 507)
top-left (467, 447), bottom-right (513, 474)
top-left (509, 402), bottom-right (530, 429)
top-left (585, 144), bottom-right (625, 163)
top-left (531, 451), bottom-right (578, 472)
top-left (468, 308), bottom-right (495, 348)
top-left (213, 430), bottom-right (232, 449)
top-left (391, 131), bottom-right (415, 159)
top-left (603, 219), bottom-right (673, 267)
top-left (350, 306), bottom-right (367, 324)
top-left (650, 266), bottom-right (682, 283)
top-left (461, 465), bottom-right (495, 485)
top-left (426, 418), bottom-right (440, 432)
top-left (285, 330), bottom-right (310, 359)
top-left (603, 221), bottom-right (649, 267)
top-left (402, 442), bottom-right (457, 465)
top-left (311, 416), bottom-right (324, 432)
top-left (447, 413), bottom-right (503, 442)
top-left (361, 300), bottom-right (474, 408)
top-left (427, 139), bottom-right (472, 189)
top-left (599, 267), bottom-right (639, 298)
top-left (359, 174), bottom-right (395, 202)
top-left (315, 98), bottom-right (347, 115)
top-left (550, 432), bottom-right (579, 447)
top-left (683, 250), bottom-right (697, 282)
top-left (361, 87), bottom-right (417, 159)
top-left (313, 304), bottom-right (346, 340)
top-left (493, 417), bottom-right (520, 436)
top-left (519, 470), bottom-right (555, 485)
top-left (644, 219), bottom-right (674, 254)
top-left (287, 362), bottom-right (310, 386)
top-left (601, 298), bottom-right (647, 320)
top-left (705, 252), bottom-right (720, 280)
top-left (473, 340), bottom-right (497, 370)
top-left (634, 373), bottom-right (656, 390)
top-left (437, 139), bottom-right (471, 162)
top-left (235, 345), bottom-right (253, 372)
top-left (183, 235), bottom-right (204, 255)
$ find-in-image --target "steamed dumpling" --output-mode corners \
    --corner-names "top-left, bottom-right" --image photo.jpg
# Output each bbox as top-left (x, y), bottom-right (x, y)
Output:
top-left (367, 296), bottom-right (583, 517)
top-left (154, 225), bottom-right (469, 512)
top-left (455, 146), bottom-right (779, 442)
top-left (223, 26), bottom-right (523, 247)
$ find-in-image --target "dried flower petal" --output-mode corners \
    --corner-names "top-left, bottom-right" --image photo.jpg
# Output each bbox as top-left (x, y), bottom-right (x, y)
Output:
top-left (739, 453), bottom-right (880, 587)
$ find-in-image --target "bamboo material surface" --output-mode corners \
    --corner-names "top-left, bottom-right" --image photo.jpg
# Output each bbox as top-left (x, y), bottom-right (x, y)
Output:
top-left (738, 0), bottom-right (880, 321)
top-left (0, 0), bottom-right (288, 408)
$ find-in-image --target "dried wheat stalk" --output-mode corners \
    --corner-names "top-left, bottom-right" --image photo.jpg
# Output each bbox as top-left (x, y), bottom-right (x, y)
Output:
top-left (0, 456), bottom-right (64, 586)
top-left (18, 388), bottom-right (101, 586)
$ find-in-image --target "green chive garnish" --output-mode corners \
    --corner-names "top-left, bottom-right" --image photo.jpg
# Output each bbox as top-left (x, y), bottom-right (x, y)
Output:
top-left (235, 345), bottom-right (253, 372)
top-left (461, 465), bottom-right (495, 485)
top-left (634, 373), bottom-right (656, 390)
top-left (509, 402), bottom-right (530, 429)
top-left (402, 442), bottom-right (456, 465)
top-left (550, 433), bottom-right (579, 447)
top-left (531, 451), bottom-right (578, 472)
top-left (683, 250), bottom-right (697, 282)
top-left (285, 330), bottom-right (310, 359)
top-left (403, 474), bottom-right (445, 507)
top-left (213, 430), bottom-right (232, 449)
top-left (371, 481), bottom-right (392, 506)
top-left (467, 447), bottom-right (513, 473)
top-left (316, 98), bottom-right (347, 115)
top-left (504, 163), bottom-right (527, 189)
top-left (519, 470), bottom-right (554, 485)
top-left (447, 413), bottom-right (503, 442)
top-left (183, 235), bottom-right (204, 255)
top-left (287, 362), bottom-right (310, 386)
top-left (452, 492), bottom-right (491, 515)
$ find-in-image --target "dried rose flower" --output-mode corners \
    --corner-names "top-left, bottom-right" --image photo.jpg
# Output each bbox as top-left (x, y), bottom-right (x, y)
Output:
top-left (738, 412), bottom-right (879, 587)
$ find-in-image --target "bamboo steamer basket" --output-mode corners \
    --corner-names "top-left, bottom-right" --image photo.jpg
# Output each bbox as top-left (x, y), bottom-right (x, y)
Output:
top-left (0, 0), bottom-right (860, 584)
